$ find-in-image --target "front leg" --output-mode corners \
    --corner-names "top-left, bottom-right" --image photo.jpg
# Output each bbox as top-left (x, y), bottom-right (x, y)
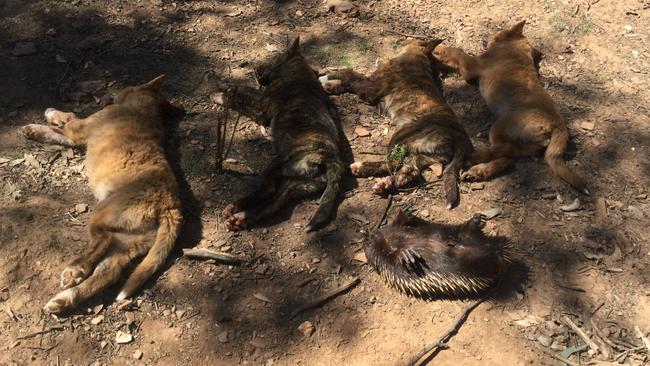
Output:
top-left (211, 83), bottom-right (270, 126)
top-left (433, 45), bottom-right (481, 82)
top-left (319, 69), bottom-right (381, 104)
top-left (23, 108), bottom-right (88, 147)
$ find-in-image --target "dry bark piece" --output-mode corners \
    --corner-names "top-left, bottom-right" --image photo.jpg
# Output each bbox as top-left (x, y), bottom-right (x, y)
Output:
top-left (182, 249), bottom-right (241, 264)
top-left (594, 197), bottom-right (607, 224)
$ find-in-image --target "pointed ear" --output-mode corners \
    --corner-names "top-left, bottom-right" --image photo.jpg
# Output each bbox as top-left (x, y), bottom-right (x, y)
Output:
top-left (287, 36), bottom-right (301, 55)
top-left (391, 209), bottom-right (410, 227)
top-left (508, 20), bottom-right (526, 37)
top-left (423, 39), bottom-right (444, 54)
top-left (142, 74), bottom-right (165, 90)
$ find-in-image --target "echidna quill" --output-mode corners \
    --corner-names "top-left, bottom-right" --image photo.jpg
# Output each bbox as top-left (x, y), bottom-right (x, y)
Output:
top-left (364, 209), bottom-right (511, 300)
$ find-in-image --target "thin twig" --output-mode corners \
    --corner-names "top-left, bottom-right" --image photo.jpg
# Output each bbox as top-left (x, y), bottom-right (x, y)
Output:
top-left (635, 326), bottom-right (650, 354)
top-left (182, 248), bottom-right (241, 265)
top-left (24, 342), bottom-right (59, 352)
top-left (532, 343), bottom-right (581, 366)
top-left (384, 29), bottom-right (431, 40)
top-left (376, 195), bottom-right (393, 229)
top-left (564, 316), bottom-right (600, 353)
top-left (290, 277), bottom-right (360, 319)
top-left (406, 298), bottom-right (484, 366)
top-left (16, 326), bottom-right (64, 340)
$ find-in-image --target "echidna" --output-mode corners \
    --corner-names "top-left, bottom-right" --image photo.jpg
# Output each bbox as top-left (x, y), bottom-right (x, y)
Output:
top-left (364, 210), bottom-right (511, 300)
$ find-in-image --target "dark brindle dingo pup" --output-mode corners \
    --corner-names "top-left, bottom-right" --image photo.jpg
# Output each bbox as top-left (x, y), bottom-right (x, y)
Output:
top-left (22, 76), bottom-right (184, 313)
top-left (212, 37), bottom-right (345, 232)
top-left (320, 40), bottom-right (473, 209)
top-left (433, 21), bottom-right (589, 194)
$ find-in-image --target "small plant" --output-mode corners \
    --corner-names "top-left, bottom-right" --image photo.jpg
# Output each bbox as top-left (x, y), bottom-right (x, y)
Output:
top-left (47, 234), bottom-right (60, 250)
top-left (180, 155), bottom-right (208, 177)
top-left (357, 38), bottom-right (374, 53)
top-left (339, 55), bottom-right (353, 68)
top-left (389, 39), bottom-right (399, 49)
top-left (385, 144), bottom-right (409, 175)
top-left (313, 47), bottom-right (331, 63)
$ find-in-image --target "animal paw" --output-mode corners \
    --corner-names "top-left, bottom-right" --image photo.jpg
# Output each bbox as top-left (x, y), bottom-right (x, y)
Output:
top-left (43, 288), bottom-right (78, 314)
top-left (225, 211), bottom-right (247, 231)
top-left (21, 124), bottom-right (42, 140)
top-left (319, 75), bottom-right (344, 94)
top-left (468, 214), bottom-right (487, 230)
top-left (461, 164), bottom-right (489, 182)
top-left (211, 92), bottom-right (225, 105)
top-left (60, 265), bottom-right (87, 289)
top-left (350, 162), bottom-right (363, 175)
top-left (44, 108), bottom-right (76, 127)
top-left (372, 176), bottom-right (395, 194)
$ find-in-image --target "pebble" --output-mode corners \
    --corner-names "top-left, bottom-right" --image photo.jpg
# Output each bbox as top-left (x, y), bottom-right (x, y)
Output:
top-left (627, 205), bottom-right (644, 219)
top-left (419, 209), bottom-right (430, 218)
top-left (297, 321), bottom-right (315, 337)
top-left (218, 331), bottom-right (229, 343)
top-left (480, 207), bottom-right (502, 220)
top-left (115, 330), bottom-right (133, 344)
top-left (133, 350), bottom-right (143, 359)
top-left (75, 203), bottom-right (88, 214)
top-left (537, 335), bottom-right (552, 347)
top-left (12, 42), bottom-right (37, 56)
top-left (580, 121), bottom-right (595, 131)
top-left (354, 127), bottom-right (370, 137)
top-left (353, 252), bottom-right (367, 263)
top-left (90, 315), bottom-right (104, 325)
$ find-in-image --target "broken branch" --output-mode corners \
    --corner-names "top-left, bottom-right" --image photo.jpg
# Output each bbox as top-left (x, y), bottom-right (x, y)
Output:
top-left (290, 277), bottom-right (360, 319)
top-left (406, 297), bottom-right (484, 366)
top-left (563, 316), bottom-right (599, 354)
top-left (182, 249), bottom-right (241, 265)
top-left (16, 326), bottom-right (64, 340)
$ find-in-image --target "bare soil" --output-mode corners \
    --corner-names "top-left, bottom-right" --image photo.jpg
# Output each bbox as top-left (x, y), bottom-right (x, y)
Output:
top-left (1, 0), bottom-right (649, 365)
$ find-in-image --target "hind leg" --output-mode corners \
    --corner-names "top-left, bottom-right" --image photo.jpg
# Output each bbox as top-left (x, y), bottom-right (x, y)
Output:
top-left (463, 157), bottom-right (514, 181)
top-left (44, 245), bottom-right (145, 314)
top-left (238, 177), bottom-right (324, 229)
top-left (320, 69), bottom-right (381, 103)
top-left (60, 191), bottom-right (157, 289)
top-left (373, 164), bottom-right (420, 194)
top-left (22, 108), bottom-right (89, 147)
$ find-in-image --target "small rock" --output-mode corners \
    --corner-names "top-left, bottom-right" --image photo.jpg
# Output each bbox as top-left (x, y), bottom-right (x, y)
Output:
top-left (133, 350), bottom-right (143, 359)
top-left (125, 311), bottom-right (136, 325)
top-left (297, 321), bottom-right (315, 337)
top-left (419, 209), bottom-right (430, 218)
top-left (470, 182), bottom-right (485, 190)
top-left (537, 335), bottom-right (552, 347)
top-left (480, 207), bottom-right (502, 220)
top-left (100, 341), bottom-right (108, 349)
top-left (627, 205), bottom-right (644, 219)
top-left (255, 263), bottom-right (269, 275)
top-left (23, 153), bottom-right (41, 169)
top-left (560, 198), bottom-right (581, 212)
top-left (218, 331), bottom-right (229, 343)
top-left (580, 121), bottom-right (595, 131)
top-left (12, 42), bottom-right (37, 56)
top-left (46, 28), bottom-right (57, 36)
top-left (90, 315), bottom-right (104, 325)
top-left (75, 203), bottom-right (88, 214)
top-left (253, 293), bottom-right (272, 303)
top-left (624, 24), bottom-right (633, 33)
top-left (550, 340), bottom-right (564, 351)
top-left (353, 252), bottom-right (367, 263)
top-left (354, 127), bottom-right (370, 137)
top-left (115, 330), bottom-right (133, 344)
top-left (295, 10), bottom-right (303, 16)
top-left (224, 158), bottom-right (238, 164)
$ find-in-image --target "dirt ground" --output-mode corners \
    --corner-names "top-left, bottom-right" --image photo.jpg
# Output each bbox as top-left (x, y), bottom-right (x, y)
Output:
top-left (1, 0), bottom-right (649, 365)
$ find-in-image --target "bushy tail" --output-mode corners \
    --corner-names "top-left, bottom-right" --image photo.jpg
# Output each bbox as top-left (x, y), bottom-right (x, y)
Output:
top-left (116, 208), bottom-right (182, 300)
top-left (307, 160), bottom-right (344, 232)
top-left (442, 150), bottom-right (465, 210)
top-left (544, 127), bottom-right (589, 195)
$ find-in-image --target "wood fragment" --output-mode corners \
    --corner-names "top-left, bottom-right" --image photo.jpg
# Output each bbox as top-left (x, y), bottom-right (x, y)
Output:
top-left (406, 298), bottom-right (484, 366)
top-left (634, 326), bottom-right (650, 354)
top-left (290, 277), bottom-right (360, 319)
top-left (384, 29), bottom-right (431, 40)
top-left (182, 249), bottom-right (241, 264)
top-left (377, 194), bottom-right (393, 229)
top-left (563, 316), bottom-right (599, 353)
top-left (558, 283), bottom-right (585, 292)
top-left (16, 326), bottom-right (64, 340)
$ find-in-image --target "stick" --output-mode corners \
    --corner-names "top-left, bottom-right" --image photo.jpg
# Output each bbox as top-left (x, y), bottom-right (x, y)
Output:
top-left (182, 248), bottom-right (241, 265)
top-left (406, 298), bottom-right (484, 366)
top-left (563, 316), bottom-right (599, 353)
top-left (24, 342), bottom-right (59, 352)
top-left (16, 326), bottom-right (64, 340)
top-left (384, 29), bottom-right (431, 40)
top-left (290, 277), bottom-right (360, 319)
top-left (532, 343), bottom-right (581, 366)
top-left (634, 326), bottom-right (650, 354)
top-left (376, 195), bottom-right (393, 229)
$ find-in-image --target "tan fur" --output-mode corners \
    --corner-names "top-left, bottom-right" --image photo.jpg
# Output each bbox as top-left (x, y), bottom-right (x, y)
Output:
top-left (321, 40), bottom-right (473, 208)
top-left (434, 21), bottom-right (588, 194)
top-left (22, 76), bottom-right (185, 313)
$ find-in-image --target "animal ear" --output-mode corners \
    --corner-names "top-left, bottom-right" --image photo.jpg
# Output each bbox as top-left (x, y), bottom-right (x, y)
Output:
top-left (287, 36), bottom-right (301, 55)
top-left (508, 20), bottom-right (526, 37)
top-left (142, 74), bottom-right (165, 90)
top-left (391, 209), bottom-right (410, 227)
top-left (423, 39), bottom-right (444, 54)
